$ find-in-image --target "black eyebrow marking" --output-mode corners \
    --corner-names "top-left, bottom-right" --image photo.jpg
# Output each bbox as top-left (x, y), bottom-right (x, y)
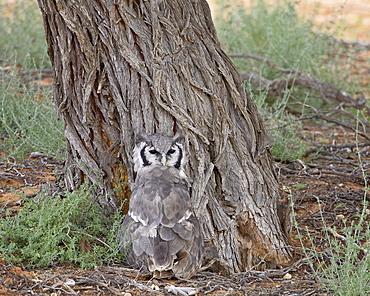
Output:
top-left (174, 144), bottom-right (182, 169)
top-left (141, 146), bottom-right (151, 166)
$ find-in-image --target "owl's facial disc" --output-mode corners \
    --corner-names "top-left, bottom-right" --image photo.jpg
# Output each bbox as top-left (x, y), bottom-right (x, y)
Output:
top-left (133, 132), bottom-right (186, 172)
top-left (142, 143), bottom-right (182, 167)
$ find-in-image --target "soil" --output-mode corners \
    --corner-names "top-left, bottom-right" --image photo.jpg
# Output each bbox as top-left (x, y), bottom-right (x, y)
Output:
top-left (1, 1), bottom-right (370, 295)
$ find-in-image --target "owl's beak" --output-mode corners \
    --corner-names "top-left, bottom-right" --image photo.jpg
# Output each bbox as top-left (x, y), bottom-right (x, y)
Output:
top-left (160, 153), bottom-right (167, 165)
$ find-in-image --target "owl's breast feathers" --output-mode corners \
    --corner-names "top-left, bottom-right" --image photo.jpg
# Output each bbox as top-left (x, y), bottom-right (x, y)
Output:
top-left (118, 166), bottom-right (204, 279)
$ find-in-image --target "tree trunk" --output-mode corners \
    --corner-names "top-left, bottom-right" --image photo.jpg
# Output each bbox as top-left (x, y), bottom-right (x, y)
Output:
top-left (37, 0), bottom-right (291, 273)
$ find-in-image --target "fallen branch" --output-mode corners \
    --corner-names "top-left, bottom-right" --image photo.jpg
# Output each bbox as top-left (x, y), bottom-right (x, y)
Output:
top-left (96, 265), bottom-right (151, 279)
top-left (306, 142), bottom-right (370, 155)
top-left (127, 280), bottom-right (163, 295)
top-left (229, 53), bottom-right (292, 73)
top-left (333, 38), bottom-right (370, 51)
top-left (68, 275), bottom-right (123, 295)
top-left (277, 164), bottom-right (352, 178)
top-left (295, 103), bottom-right (370, 141)
top-left (229, 53), bottom-right (370, 115)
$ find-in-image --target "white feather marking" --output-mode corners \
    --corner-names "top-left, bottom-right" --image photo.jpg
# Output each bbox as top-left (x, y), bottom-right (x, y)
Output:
top-left (129, 212), bottom-right (147, 226)
top-left (179, 170), bottom-right (187, 180)
top-left (132, 142), bottom-right (148, 172)
top-left (178, 210), bottom-right (192, 223)
top-left (147, 226), bottom-right (158, 238)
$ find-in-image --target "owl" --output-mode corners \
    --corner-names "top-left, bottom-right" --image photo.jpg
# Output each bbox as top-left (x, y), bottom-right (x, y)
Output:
top-left (118, 131), bottom-right (204, 279)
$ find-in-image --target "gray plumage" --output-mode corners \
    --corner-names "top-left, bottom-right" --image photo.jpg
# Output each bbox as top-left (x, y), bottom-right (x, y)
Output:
top-left (118, 131), bottom-right (204, 279)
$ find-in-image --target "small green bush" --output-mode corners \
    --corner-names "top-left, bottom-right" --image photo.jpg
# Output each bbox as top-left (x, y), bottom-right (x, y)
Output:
top-left (303, 209), bottom-right (370, 296)
top-left (247, 83), bottom-right (307, 161)
top-left (295, 193), bottom-right (370, 295)
top-left (214, 0), bottom-right (333, 80)
top-left (0, 0), bottom-right (50, 69)
top-left (316, 149), bottom-right (370, 296)
top-left (320, 220), bottom-right (370, 296)
top-left (0, 65), bottom-right (65, 160)
top-left (0, 182), bottom-right (125, 269)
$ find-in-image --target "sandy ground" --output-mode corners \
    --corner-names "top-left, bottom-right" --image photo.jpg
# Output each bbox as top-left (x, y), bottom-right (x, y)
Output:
top-left (296, 0), bottom-right (370, 41)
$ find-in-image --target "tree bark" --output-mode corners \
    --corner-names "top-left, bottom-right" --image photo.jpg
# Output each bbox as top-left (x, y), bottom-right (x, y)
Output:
top-left (37, 0), bottom-right (291, 273)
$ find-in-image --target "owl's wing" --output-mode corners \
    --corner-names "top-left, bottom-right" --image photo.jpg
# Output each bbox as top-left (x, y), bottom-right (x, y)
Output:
top-left (172, 213), bottom-right (204, 279)
top-left (117, 214), bottom-right (144, 268)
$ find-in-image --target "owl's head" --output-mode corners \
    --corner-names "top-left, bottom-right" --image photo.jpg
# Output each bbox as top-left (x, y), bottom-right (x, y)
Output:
top-left (133, 131), bottom-right (186, 173)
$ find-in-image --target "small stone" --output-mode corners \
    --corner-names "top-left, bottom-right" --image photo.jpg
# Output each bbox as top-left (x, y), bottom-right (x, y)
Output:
top-left (29, 152), bottom-right (45, 158)
top-left (151, 284), bottom-right (160, 291)
top-left (283, 273), bottom-right (292, 280)
top-left (336, 214), bottom-right (345, 220)
top-left (64, 278), bottom-right (75, 286)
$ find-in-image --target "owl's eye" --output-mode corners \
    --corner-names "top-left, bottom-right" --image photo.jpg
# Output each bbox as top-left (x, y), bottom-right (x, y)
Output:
top-left (149, 149), bottom-right (158, 154)
top-left (168, 148), bottom-right (176, 154)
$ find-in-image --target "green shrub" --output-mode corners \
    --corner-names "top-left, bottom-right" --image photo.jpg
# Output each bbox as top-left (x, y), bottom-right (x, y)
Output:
top-left (214, 0), bottom-right (333, 79)
top-left (294, 183), bottom-right (370, 295)
top-left (300, 205), bottom-right (370, 296)
top-left (0, 182), bottom-right (126, 269)
top-left (0, 0), bottom-right (50, 68)
top-left (0, 65), bottom-right (65, 160)
top-left (319, 220), bottom-right (370, 295)
top-left (247, 83), bottom-right (307, 161)
top-left (315, 148), bottom-right (370, 295)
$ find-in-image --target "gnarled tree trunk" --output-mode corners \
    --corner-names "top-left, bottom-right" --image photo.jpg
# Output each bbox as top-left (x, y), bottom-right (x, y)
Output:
top-left (37, 0), bottom-right (291, 273)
